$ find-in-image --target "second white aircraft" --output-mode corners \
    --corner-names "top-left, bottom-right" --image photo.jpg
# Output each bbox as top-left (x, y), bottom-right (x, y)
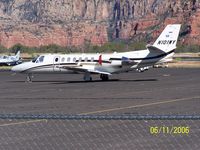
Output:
top-left (0, 51), bottom-right (21, 66)
top-left (12, 24), bottom-right (181, 81)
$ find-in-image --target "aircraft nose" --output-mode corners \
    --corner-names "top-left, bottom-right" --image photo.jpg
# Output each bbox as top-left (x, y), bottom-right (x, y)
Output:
top-left (11, 65), bottom-right (22, 72)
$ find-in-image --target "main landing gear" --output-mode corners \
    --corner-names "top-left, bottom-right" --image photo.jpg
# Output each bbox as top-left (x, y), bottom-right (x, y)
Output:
top-left (100, 74), bottom-right (109, 81)
top-left (83, 73), bottom-right (109, 81)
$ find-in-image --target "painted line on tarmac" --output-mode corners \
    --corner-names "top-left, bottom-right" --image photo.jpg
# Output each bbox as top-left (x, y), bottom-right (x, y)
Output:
top-left (0, 119), bottom-right (47, 127)
top-left (79, 96), bottom-right (200, 115)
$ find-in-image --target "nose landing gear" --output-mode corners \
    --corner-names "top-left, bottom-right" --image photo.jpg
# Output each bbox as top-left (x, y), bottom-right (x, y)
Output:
top-left (26, 74), bottom-right (33, 82)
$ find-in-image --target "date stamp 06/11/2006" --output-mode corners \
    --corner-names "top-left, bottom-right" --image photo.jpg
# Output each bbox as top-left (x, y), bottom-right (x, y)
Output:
top-left (149, 126), bottom-right (190, 135)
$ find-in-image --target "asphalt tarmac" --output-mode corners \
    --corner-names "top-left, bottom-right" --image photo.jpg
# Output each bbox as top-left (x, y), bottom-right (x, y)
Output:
top-left (0, 68), bottom-right (200, 149)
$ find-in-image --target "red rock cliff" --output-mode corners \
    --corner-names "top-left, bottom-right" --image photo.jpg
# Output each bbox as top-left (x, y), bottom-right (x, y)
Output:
top-left (0, 0), bottom-right (199, 49)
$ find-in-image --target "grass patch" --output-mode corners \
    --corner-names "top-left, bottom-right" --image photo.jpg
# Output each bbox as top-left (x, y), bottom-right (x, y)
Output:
top-left (0, 66), bottom-right (12, 70)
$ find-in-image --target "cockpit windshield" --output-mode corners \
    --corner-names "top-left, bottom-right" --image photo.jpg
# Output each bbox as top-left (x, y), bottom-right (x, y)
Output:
top-left (2, 56), bottom-right (8, 59)
top-left (32, 56), bottom-right (39, 63)
top-left (32, 56), bottom-right (45, 63)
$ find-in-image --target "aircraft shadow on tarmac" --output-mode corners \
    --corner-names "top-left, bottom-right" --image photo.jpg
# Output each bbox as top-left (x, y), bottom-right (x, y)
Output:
top-left (11, 78), bottom-right (158, 84)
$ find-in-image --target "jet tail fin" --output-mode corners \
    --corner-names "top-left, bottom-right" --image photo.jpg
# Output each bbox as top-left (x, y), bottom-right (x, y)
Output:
top-left (15, 51), bottom-right (20, 60)
top-left (148, 24), bottom-right (181, 53)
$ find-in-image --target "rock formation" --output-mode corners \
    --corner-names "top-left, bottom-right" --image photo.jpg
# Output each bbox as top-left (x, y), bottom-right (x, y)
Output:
top-left (0, 0), bottom-right (199, 49)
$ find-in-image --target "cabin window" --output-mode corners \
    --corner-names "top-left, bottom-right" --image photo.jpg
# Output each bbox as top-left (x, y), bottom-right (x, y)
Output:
top-left (84, 57), bottom-right (88, 62)
top-left (73, 57), bottom-right (76, 62)
top-left (11, 57), bottom-right (15, 60)
top-left (61, 57), bottom-right (65, 62)
top-left (55, 57), bottom-right (59, 62)
top-left (67, 57), bottom-right (71, 62)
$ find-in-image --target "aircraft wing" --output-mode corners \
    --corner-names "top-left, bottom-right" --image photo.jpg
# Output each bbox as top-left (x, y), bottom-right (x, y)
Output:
top-left (88, 69), bottom-right (111, 75)
top-left (58, 64), bottom-right (111, 75)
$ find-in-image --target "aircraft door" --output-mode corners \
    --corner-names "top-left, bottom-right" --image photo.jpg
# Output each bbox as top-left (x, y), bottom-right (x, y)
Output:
top-left (53, 56), bottom-right (61, 72)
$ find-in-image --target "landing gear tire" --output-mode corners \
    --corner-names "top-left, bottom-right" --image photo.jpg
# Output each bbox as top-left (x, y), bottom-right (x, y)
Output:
top-left (83, 72), bottom-right (92, 81)
top-left (100, 74), bottom-right (109, 81)
top-left (26, 74), bottom-right (33, 82)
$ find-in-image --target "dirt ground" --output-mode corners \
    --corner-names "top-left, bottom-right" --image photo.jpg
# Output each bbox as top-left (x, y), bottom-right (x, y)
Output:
top-left (168, 61), bottom-right (200, 68)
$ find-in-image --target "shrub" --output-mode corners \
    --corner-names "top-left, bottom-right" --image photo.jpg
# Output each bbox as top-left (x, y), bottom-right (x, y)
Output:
top-left (176, 44), bottom-right (200, 53)
top-left (0, 45), bottom-right (7, 53)
top-left (38, 44), bottom-right (67, 53)
top-left (128, 41), bottom-right (146, 51)
top-left (1, 42), bottom-right (199, 55)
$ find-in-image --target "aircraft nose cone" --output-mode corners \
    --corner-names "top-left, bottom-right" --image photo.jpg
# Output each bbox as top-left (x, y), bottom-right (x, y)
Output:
top-left (11, 66), bottom-right (17, 72)
top-left (11, 65), bottom-right (21, 72)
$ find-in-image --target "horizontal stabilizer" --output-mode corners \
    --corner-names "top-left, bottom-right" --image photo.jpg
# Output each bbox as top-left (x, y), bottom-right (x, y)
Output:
top-left (146, 44), bottom-right (169, 53)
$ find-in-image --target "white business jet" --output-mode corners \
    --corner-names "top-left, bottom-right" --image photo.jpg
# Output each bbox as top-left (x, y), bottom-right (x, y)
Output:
top-left (0, 51), bottom-right (21, 66)
top-left (12, 24), bottom-right (181, 81)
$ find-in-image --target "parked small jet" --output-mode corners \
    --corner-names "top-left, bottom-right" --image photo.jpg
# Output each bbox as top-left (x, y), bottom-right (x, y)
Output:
top-left (0, 51), bottom-right (21, 66)
top-left (12, 24), bottom-right (181, 81)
